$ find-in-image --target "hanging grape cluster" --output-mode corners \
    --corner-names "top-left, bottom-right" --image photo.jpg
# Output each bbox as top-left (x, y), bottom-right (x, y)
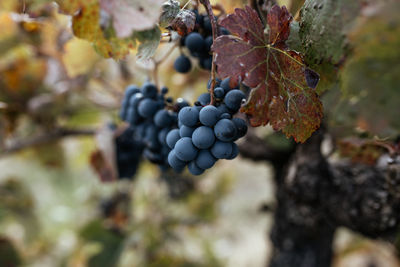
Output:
top-left (119, 82), bottom-right (189, 169)
top-left (166, 77), bottom-right (247, 175)
top-left (173, 9), bottom-right (229, 73)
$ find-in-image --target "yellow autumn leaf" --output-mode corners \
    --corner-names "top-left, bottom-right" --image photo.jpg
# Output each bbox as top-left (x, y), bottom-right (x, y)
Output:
top-left (62, 38), bottom-right (100, 78)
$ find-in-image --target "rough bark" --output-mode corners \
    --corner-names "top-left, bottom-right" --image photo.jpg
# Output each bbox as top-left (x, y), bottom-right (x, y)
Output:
top-left (240, 129), bottom-right (400, 267)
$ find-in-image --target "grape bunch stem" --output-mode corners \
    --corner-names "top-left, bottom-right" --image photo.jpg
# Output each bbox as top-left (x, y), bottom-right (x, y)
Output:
top-left (199, 0), bottom-right (219, 105)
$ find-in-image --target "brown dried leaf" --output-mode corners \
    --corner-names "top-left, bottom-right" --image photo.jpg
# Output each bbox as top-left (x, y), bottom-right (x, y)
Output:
top-left (168, 9), bottom-right (196, 36)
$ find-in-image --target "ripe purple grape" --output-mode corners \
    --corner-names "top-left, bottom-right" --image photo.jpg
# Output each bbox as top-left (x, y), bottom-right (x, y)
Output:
top-left (192, 126), bottom-right (215, 149)
top-left (174, 137), bottom-right (198, 161)
top-left (195, 150), bottom-right (216, 169)
top-left (214, 119), bottom-right (237, 142)
top-left (211, 141), bottom-right (233, 159)
top-left (166, 129), bottom-right (180, 149)
top-left (199, 105), bottom-right (220, 127)
top-left (178, 106), bottom-right (199, 127)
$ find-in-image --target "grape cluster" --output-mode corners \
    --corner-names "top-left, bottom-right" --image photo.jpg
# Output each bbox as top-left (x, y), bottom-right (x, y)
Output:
top-left (166, 77), bottom-right (247, 175)
top-left (174, 9), bottom-right (229, 73)
top-left (120, 82), bottom-right (188, 169)
top-left (115, 126), bottom-right (144, 179)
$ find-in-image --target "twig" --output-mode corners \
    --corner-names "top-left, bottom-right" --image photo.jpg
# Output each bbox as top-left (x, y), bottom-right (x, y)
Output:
top-left (152, 42), bottom-right (179, 88)
top-left (0, 128), bottom-right (95, 157)
top-left (238, 131), bottom-right (295, 166)
top-left (199, 0), bottom-right (218, 105)
top-left (155, 43), bottom-right (179, 65)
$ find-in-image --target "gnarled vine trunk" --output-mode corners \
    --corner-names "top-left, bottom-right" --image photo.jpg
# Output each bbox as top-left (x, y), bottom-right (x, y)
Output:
top-left (240, 128), bottom-right (400, 267)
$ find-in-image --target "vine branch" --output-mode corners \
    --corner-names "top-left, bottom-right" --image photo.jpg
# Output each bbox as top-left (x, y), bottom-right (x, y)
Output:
top-left (0, 128), bottom-right (96, 158)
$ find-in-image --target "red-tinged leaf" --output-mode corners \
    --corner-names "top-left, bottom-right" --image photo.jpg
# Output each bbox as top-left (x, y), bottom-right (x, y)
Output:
top-left (90, 150), bottom-right (116, 183)
top-left (90, 127), bottom-right (118, 183)
top-left (213, 5), bottom-right (322, 143)
top-left (267, 5), bottom-right (292, 47)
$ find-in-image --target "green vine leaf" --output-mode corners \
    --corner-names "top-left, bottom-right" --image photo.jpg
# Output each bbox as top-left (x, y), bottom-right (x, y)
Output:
top-left (213, 5), bottom-right (322, 143)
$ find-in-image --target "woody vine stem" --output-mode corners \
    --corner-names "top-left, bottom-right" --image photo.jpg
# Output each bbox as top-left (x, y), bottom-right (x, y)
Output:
top-left (199, 0), bottom-right (219, 105)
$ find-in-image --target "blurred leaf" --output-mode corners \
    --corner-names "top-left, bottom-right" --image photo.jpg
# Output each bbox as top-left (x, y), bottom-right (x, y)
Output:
top-left (0, 237), bottom-right (21, 267)
top-left (99, 0), bottom-right (164, 38)
top-left (80, 220), bottom-right (125, 267)
top-left (335, 2), bottom-right (400, 136)
top-left (90, 126), bottom-right (118, 182)
top-left (62, 38), bottom-right (100, 78)
top-left (55, 0), bottom-right (163, 60)
top-left (337, 138), bottom-right (389, 165)
top-left (135, 27), bottom-right (162, 62)
top-left (0, 178), bottom-right (39, 241)
top-left (56, 0), bottom-right (137, 60)
top-left (159, 0), bottom-right (180, 28)
top-left (299, 0), bottom-right (361, 66)
top-left (32, 142), bottom-right (66, 168)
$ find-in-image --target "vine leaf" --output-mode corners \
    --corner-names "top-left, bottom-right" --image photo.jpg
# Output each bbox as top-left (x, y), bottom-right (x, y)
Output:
top-left (55, 0), bottom-right (161, 60)
top-left (99, 0), bottom-right (164, 38)
top-left (213, 5), bottom-right (322, 143)
top-left (168, 9), bottom-right (196, 36)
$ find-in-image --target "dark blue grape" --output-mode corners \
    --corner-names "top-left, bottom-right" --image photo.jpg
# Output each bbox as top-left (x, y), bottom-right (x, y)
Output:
top-left (178, 106), bottom-right (199, 127)
top-left (144, 148), bottom-right (164, 164)
top-left (203, 16), bottom-right (212, 33)
top-left (214, 87), bottom-right (225, 99)
top-left (214, 119), bottom-right (237, 142)
top-left (174, 137), bottom-right (198, 161)
top-left (205, 36), bottom-right (213, 52)
top-left (200, 56), bottom-right (212, 70)
top-left (174, 55), bottom-right (192, 73)
top-left (120, 85), bottom-right (141, 120)
top-left (179, 125), bottom-right (195, 138)
top-left (126, 106), bottom-right (141, 124)
top-left (232, 117), bottom-right (247, 139)
top-left (195, 150), bottom-right (216, 169)
top-left (220, 77), bottom-right (231, 93)
top-left (184, 32), bottom-right (205, 54)
top-left (138, 98), bottom-right (158, 118)
top-left (158, 128), bottom-right (170, 145)
top-left (168, 150), bottom-right (186, 172)
top-left (133, 122), bottom-right (148, 141)
top-left (154, 110), bottom-right (173, 128)
top-left (176, 98), bottom-right (190, 110)
top-left (194, 9), bottom-right (203, 25)
top-left (216, 103), bottom-right (230, 115)
top-left (188, 161), bottom-right (204, 175)
top-left (144, 124), bottom-right (159, 150)
top-left (199, 105), bottom-right (220, 127)
top-left (124, 84), bottom-right (141, 96)
top-left (211, 141), bottom-right (232, 159)
top-left (161, 87), bottom-right (168, 95)
top-left (220, 27), bottom-right (230, 35)
top-left (227, 142), bottom-right (239, 160)
top-left (192, 126), bottom-right (215, 149)
top-left (197, 93), bottom-right (210, 106)
top-left (141, 82), bottom-right (158, 99)
top-left (128, 93), bottom-right (143, 109)
top-left (166, 129), bottom-right (180, 149)
top-left (224, 89), bottom-right (245, 112)
top-left (207, 78), bottom-right (221, 89)
top-left (220, 113), bottom-right (231, 120)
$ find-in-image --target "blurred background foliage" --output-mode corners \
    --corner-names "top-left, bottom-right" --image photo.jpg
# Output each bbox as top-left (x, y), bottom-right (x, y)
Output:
top-left (0, 0), bottom-right (399, 266)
